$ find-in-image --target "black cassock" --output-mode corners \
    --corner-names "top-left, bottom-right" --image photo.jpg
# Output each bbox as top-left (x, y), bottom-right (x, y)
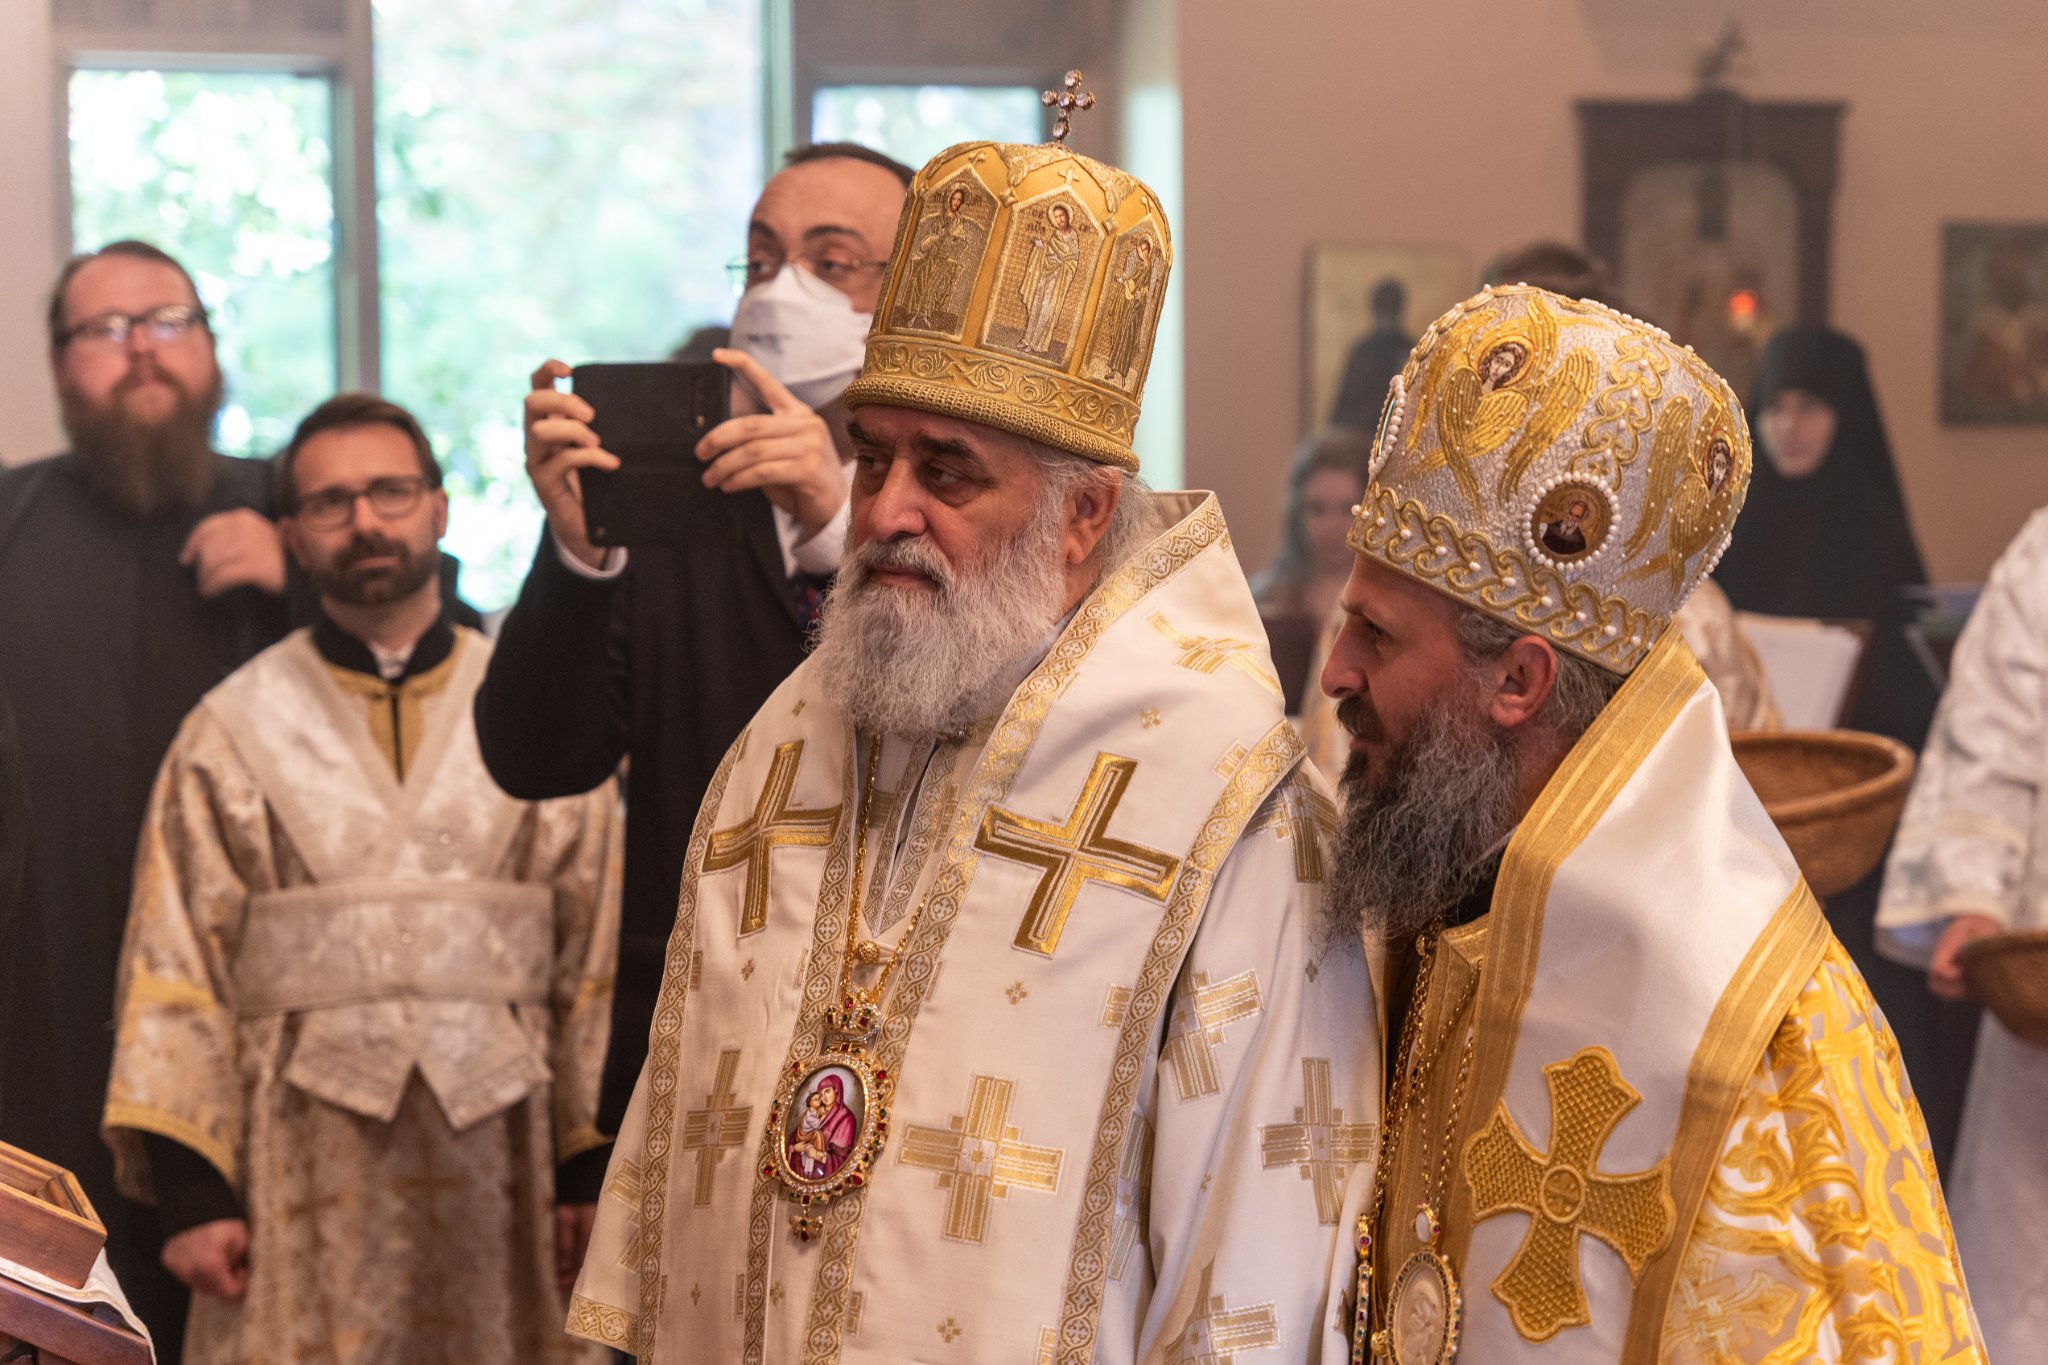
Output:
top-left (473, 488), bottom-right (812, 1134)
top-left (0, 452), bottom-right (289, 1358)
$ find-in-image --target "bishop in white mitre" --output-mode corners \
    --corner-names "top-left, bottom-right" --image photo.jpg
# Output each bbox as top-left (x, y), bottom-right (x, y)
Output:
top-left (567, 134), bottom-right (1379, 1364)
top-left (1880, 506), bottom-right (2048, 1361)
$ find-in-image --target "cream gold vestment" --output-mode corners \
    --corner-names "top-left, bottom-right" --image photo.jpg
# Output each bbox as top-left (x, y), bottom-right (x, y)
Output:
top-left (1353, 635), bottom-right (1980, 1363)
top-left (1879, 506), bottom-right (2048, 1361)
top-left (103, 627), bottom-right (621, 1365)
top-left (570, 493), bottom-right (1379, 1363)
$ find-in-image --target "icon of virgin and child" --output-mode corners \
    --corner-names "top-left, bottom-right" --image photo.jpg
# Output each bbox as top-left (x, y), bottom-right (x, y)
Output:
top-left (786, 1068), bottom-right (861, 1182)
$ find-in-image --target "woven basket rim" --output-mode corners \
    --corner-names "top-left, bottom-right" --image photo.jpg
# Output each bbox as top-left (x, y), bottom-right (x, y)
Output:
top-left (1729, 728), bottom-right (1916, 824)
top-left (1960, 927), bottom-right (2048, 966)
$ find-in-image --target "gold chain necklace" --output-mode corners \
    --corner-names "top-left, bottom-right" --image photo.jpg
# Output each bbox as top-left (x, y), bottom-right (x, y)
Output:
top-left (762, 734), bottom-right (940, 1241)
top-left (1353, 930), bottom-right (1479, 1365)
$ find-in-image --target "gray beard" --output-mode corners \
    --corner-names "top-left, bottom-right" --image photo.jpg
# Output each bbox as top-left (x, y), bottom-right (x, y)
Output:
top-left (1324, 695), bottom-right (1523, 944)
top-left (808, 508), bottom-right (1070, 739)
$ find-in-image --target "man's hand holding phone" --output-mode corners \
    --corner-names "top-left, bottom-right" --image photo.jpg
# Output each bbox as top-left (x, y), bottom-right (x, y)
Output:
top-left (524, 359), bottom-right (617, 570)
top-left (696, 347), bottom-right (849, 540)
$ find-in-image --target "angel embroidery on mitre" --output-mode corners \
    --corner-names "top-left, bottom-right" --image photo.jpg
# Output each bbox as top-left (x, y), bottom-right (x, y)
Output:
top-left (1402, 294), bottom-right (1599, 508)
top-left (1622, 395), bottom-right (1741, 589)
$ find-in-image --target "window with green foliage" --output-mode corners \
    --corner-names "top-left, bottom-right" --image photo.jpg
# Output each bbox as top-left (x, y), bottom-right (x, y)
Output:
top-left (374, 0), bottom-right (763, 606)
top-left (64, 1), bottom-right (764, 611)
top-left (67, 69), bottom-right (338, 462)
top-left (812, 84), bottom-right (1044, 168)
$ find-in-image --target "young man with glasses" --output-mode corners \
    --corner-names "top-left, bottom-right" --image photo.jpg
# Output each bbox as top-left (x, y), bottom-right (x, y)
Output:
top-left (475, 143), bottom-right (912, 1136)
top-left (0, 240), bottom-right (306, 1360)
top-left (102, 392), bottom-right (622, 1365)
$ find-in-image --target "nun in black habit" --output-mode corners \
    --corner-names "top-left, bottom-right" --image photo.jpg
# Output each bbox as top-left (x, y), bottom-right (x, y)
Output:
top-left (1716, 323), bottom-right (1973, 1171)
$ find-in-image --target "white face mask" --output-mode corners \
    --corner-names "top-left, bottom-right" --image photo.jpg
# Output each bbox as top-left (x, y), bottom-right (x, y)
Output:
top-left (728, 263), bottom-right (873, 410)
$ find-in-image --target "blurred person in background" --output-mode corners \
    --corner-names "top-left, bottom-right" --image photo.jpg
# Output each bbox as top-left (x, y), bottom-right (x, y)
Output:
top-left (0, 240), bottom-right (296, 1359)
top-left (1716, 324), bottom-right (1970, 1167)
top-left (1879, 506), bottom-right (2048, 1359)
top-left (1328, 276), bottom-right (1412, 432)
top-left (474, 144), bottom-right (912, 1134)
top-left (1253, 428), bottom-right (1369, 722)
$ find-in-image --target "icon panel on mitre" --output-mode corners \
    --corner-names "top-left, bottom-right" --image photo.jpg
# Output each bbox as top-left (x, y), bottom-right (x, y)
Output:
top-left (1348, 284), bottom-right (1753, 674)
top-left (846, 134), bottom-right (1174, 473)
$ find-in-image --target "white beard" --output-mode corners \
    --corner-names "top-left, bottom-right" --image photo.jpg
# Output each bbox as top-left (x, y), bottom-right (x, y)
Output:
top-left (808, 507), bottom-right (1071, 739)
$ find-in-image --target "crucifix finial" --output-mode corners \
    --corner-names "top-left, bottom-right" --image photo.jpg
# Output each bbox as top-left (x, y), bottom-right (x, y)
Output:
top-left (1042, 70), bottom-right (1096, 145)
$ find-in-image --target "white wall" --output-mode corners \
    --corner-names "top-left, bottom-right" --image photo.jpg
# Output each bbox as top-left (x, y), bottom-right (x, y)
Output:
top-left (1182, 0), bottom-right (2048, 583)
top-left (0, 2), bottom-right (63, 466)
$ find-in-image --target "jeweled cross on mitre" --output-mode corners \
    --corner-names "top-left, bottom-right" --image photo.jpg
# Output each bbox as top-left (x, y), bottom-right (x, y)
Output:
top-left (1043, 70), bottom-right (1096, 144)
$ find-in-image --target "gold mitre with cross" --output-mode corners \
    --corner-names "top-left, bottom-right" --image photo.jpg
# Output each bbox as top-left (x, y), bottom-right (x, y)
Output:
top-left (842, 73), bottom-right (1171, 472)
top-left (1349, 284), bottom-right (1752, 673)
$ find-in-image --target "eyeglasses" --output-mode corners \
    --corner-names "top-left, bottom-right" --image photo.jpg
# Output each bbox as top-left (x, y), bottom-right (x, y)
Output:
top-left (725, 253), bottom-right (889, 297)
top-left (56, 303), bottom-right (210, 351)
top-left (292, 476), bottom-right (432, 530)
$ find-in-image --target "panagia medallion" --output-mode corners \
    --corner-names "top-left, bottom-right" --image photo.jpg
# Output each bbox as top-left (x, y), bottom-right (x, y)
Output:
top-left (1385, 1245), bottom-right (1462, 1365)
top-left (763, 999), bottom-right (895, 1242)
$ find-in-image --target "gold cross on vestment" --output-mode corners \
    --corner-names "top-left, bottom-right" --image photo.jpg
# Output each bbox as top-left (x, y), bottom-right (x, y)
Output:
top-left (1108, 1111), bottom-right (1153, 1282)
top-left (1463, 1046), bottom-right (1677, 1342)
top-left (1666, 1247), bottom-right (1799, 1360)
top-left (1271, 784), bottom-right (1336, 883)
top-left (899, 1073), bottom-right (1065, 1243)
top-left (604, 1156), bottom-right (647, 1269)
top-left (1148, 612), bottom-right (1285, 700)
top-left (704, 739), bottom-right (843, 936)
top-left (1163, 1261), bottom-right (1281, 1364)
top-left (976, 751), bottom-right (1181, 956)
top-left (680, 1048), bottom-right (753, 1206)
top-left (1165, 969), bottom-right (1265, 1101)
top-left (1259, 1057), bottom-right (1374, 1225)
top-left (1042, 70), bottom-right (1096, 145)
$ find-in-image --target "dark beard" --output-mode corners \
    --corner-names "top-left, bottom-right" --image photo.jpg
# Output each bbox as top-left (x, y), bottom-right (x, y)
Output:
top-left (1324, 691), bottom-right (1523, 944)
top-left (312, 531), bottom-right (437, 606)
top-left (59, 361), bottom-right (223, 518)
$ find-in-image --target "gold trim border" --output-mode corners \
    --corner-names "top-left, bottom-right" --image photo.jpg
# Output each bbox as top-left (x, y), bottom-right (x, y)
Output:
top-left (1348, 483), bottom-right (1663, 674)
top-left (845, 340), bottom-right (1141, 471)
top-left (1053, 720), bottom-right (1305, 1365)
top-left (568, 1292), bottom-right (636, 1349)
top-left (1620, 880), bottom-right (1827, 1361)
top-left (625, 731), bottom-right (750, 1359)
top-left (1446, 629), bottom-right (1704, 1269)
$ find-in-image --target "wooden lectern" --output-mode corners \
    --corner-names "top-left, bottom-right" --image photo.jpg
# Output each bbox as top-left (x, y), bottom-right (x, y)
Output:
top-left (0, 1141), bottom-right (150, 1365)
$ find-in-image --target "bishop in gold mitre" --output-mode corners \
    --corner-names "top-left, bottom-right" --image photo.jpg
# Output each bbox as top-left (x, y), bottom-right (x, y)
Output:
top-left (568, 79), bottom-right (1378, 1363)
top-left (1319, 285), bottom-right (1981, 1364)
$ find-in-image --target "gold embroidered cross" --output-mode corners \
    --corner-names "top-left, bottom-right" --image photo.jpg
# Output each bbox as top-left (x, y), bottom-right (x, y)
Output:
top-left (1163, 1261), bottom-right (1281, 1363)
top-left (704, 739), bottom-right (843, 935)
top-left (976, 751), bottom-right (1181, 956)
top-left (1148, 611), bottom-right (1284, 699)
top-left (1165, 969), bottom-right (1265, 1101)
top-left (604, 1157), bottom-right (647, 1269)
top-left (1463, 1047), bottom-right (1677, 1342)
top-left (1271, 783), bottom-right (1337, 883)
top-left (1101, 983), bottom-right (1133, 1028)
top-left (1260, 1057), bottom-right (1374, 1224)
top-left (900, 1074), bottom-right (1064, 1243)
top-left (1109, 1112), bottom-right (1153, 1282)
top-left (680, 1048), bottom-right (753, 1206)
top-left (1665, 1246), bottom-right (1798, 1360)
top-left (1042, 70), bottom-right (1096, 145)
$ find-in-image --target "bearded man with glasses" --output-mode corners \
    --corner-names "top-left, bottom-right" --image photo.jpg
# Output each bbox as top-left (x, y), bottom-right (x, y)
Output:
top-left (0, 239), bottom-right (313, 1358)
top-left (102, 391), bottom-right (622, 1365)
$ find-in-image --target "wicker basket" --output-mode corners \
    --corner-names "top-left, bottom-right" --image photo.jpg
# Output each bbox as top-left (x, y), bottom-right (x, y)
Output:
top-left (1961, 930), bottom-right (2048, 1047)
top-left (1729, 729), bottom-right (1916, 899)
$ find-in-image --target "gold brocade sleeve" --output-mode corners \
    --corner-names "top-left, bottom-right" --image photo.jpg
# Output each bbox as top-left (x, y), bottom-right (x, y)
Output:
top-left (1658, 938), bottom-right (1982, 1364)
top-left (102, 711), bottom-right (284, 1199)
top-left (524, 779), bottom-right (624, 1164)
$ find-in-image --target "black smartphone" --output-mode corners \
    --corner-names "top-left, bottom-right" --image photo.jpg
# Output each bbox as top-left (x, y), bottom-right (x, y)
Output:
top-left (570, 361), bottom-right (731, 547)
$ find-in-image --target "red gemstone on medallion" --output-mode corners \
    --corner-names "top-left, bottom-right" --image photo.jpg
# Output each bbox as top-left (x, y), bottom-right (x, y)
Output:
top-left (849, 1174), bottom-right (862, 1185)
top-left (875, 1069), bottom-right (888, 1080)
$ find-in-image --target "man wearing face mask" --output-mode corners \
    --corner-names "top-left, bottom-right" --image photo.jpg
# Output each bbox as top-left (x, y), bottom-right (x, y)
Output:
top-left (474, 143), bottom-right (912, 1129)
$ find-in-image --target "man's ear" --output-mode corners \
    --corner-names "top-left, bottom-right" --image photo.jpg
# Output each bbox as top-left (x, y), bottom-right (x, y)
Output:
top-left (1487, 634), bottom-right (1559, 731)
top-left (1061, 473), bottom-right (1120, 568)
